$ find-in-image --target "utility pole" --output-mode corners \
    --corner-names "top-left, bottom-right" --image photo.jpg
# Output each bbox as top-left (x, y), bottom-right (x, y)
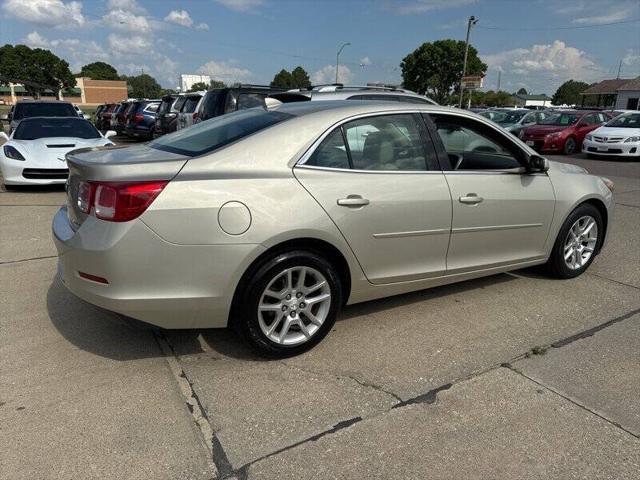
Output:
top-left (616, 59), bottom-right (622, 79)
top-left (458, 15), bottom-right (478, 108)
top-left (336, 42), bottom-right (351, 84)
top-left (497, 70), bottom-right (501, 91)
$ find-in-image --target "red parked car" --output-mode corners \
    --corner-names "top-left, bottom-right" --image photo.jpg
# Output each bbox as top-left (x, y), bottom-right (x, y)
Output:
top-left (520, 110), bottom-right (611, 155)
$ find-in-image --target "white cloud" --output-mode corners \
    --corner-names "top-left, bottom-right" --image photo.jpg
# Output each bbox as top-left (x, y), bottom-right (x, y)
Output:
top-left (483, 40), bottom-right (604, 93)
top-left (312, 65), bottom-right (354, 84)
top-left (156, 56), bottom-right (179, 85)
top-left (197, 59), bottom-right (253, 83)
top-left (103, 8), bottom-right (153, 34)
top-left (573, 9), bottom-right (632, 24)
top-left (622, 49), bottom-right (640, 67)
top-left (214, 0), bottom-right (265, 12)
top-left (106, 0), bottom-right (146, 14)
top-left (195, 22), bottom-right (210, 31)
top-left (116, 62), bottom-right (151, 76)
top-left (359, 56), bottom-right (371, 66)
top-left (391, 0), bottom-right (477, 15)
top-left (2, 0), bottom-right (85, 28)
top-left (108, 33), bottom-right (152, 55)
top-left (24, 31), bottom-right (50, 48)
top-left (164, 9), bottom-right (193, 27)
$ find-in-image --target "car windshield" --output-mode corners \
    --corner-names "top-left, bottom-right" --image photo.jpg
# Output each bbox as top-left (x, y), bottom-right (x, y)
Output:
top-left (149, 109), bottom-right (294, 157)
top-left (540, 113), bottom-right (579, 126)
top-left (479, 111), bottom-right (507, 122)
top-left (13, 102), bottom-right (77, 120)
top-left (13, 118), bottom-right (101, 140)
top-left (606, 112), bottom-right (640, 128)
top-left (498, 111), bottom-right (528, 124)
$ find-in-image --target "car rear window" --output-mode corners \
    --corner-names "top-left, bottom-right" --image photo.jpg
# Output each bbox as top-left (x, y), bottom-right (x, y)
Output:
top-left (200, 91), bottom-right (223, 120)
top-left (14, 117), bottom-right (101, 140)
top-left (149, 109), bottom-right (293, 157)
top-left (13, 102), bottom-right (77, 120)
top-left (182, 96), bottom-right (201, 113)
top-left (172, 96), bottom-right (187, 112)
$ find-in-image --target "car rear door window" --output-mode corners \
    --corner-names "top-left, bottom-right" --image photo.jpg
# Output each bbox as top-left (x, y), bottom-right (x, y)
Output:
top-left (305, 129), bottom-right (351, 169)
top-left (172, 96), bottom-right (187, 112)
top-left (182, 96), bottom-right (201, 113)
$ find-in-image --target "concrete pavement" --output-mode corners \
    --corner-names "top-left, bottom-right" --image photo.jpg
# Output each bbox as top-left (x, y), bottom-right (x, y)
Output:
top-left (1, 153), bottom-right (638, 479)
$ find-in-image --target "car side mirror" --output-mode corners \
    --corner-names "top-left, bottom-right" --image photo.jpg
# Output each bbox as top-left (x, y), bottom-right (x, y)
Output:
top-left (104, 130), bottom-right (117, 139)
top-left (528, 155), bottom-right (549, 172)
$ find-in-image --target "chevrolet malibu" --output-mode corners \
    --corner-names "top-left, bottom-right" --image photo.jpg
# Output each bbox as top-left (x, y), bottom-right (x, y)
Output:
top-left (53, 102), bottom-right (614, 356)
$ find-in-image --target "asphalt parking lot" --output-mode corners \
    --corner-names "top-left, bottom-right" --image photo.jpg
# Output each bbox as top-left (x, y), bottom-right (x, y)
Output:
top-left (1, 150), bottom-right (639, 479)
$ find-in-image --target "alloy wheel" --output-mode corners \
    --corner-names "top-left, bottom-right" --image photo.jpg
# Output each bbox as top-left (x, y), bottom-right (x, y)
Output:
top-left (563, 215), bottom-right (598, 270)
top-left (257, 266), bottom-right (332, 345)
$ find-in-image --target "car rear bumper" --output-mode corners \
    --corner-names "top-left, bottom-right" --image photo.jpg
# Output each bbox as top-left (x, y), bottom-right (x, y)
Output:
top-left (583, 139), bottom-right (640, 157)
top-left (52, 206), bottom-right (265, 329)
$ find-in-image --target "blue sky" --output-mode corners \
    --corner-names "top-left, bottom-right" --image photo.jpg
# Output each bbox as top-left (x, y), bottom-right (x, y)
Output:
top-left (0, 0), bottom-right (638, 95)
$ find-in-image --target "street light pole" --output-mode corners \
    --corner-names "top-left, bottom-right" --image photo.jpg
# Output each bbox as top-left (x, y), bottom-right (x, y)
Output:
top-left (336, 42), bottom-right (351, 84)
top-left (458, 15), bottom-right (478, 108)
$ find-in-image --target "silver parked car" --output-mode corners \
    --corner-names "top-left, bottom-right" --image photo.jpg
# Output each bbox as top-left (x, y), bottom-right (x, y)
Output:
top-left (53, 101), bottom-right (614, 356)
top-left (271, 84), bottom-right (437, 105)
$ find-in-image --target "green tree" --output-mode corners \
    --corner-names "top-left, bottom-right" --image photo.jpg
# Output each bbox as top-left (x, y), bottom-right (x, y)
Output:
top-left (291, 66), bottom-right (311, 88)
top-left (79, 61), bottom-right (119, 80)
top-left (400, 39), bottom-right (487, 104)
top-left (210, 79), bottom-right (226, 88)
top-left (516, 87), bottom-right (528, 95)
top-left (0, 44), bottom-right (75, 98)
top-left (271, 69), bottom-right (294, 88)
top-left (122, 73), bottom-right (162, 98)
top-left (187, 81), bottom-right (208, 92)
top-left (552, 79), bottom-right (590, 106)
top-left (270, 66), bottom-right (311, 88)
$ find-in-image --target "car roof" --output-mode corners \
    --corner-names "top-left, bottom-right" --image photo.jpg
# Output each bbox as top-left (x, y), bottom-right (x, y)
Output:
top-left (15, 99), bottom-right (72, 104)
top-left (16, 115), bottom-right (91, 122)
top-left (270, 99), bottom-right (461, 119)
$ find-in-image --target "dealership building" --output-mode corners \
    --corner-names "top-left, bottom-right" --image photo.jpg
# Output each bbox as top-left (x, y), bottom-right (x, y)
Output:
top-left (0, 77), bottom-right (129, 105)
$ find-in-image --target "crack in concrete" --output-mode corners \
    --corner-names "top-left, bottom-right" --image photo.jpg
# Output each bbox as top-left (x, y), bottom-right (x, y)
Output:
top-left (504, 363), bottom-right (639, 439)
top-left (587, 272), bottom-right (640, 291)
top-left (392, 383), bottom-right (453, 408)
top-left (280, 360), bottom-right (403, 403)
top-left (155, 332), bottom-right (223, 479)
top-left (0, 255), bottom-right (57, 266)
top-left (550, 307), bottom-right (640, 348)
top-left (615, 203), bottom-right (639, 209)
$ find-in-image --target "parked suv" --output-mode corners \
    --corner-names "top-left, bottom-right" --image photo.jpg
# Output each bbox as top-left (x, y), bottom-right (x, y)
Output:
top-left (5, 100), bottom-right (77, 133)
top-left (95, 103), bottom-right (116, 130)
top-left (110, 101), bottom-right (131, 134)
top-left (176, 92), bottom-right (205, 130)
top-left (521, 110), bottom-right (611, 154)
top-left (194, 85), bottom-right (286, 124)
top-left (124, 100), bottom-right (161, 139)
top-left (155, 94), bottom-right (184, 136)
top-left (270, 85), bottom-right (437, 105)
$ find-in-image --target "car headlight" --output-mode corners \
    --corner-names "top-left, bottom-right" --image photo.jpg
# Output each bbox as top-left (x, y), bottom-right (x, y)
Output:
top-left (624, 136), bottom-right (640, 143)
top-left (600, 176), bottom-right (615, 192)
top-left (546, 132), bottom-right (561, 140)
top-left (3, 145), bottom-right (25, 160)
top-left (585, 134), bottom-right (593, 141)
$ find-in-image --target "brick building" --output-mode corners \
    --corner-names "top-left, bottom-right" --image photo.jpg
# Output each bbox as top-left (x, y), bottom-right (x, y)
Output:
top-left (0, 78), bottom-right (128, 106)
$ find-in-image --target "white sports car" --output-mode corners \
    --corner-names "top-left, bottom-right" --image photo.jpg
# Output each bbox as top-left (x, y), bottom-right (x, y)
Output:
top-left (0, 116), bottom-right (116, 186)
top-left (583, 111), bottom-right (640, 158)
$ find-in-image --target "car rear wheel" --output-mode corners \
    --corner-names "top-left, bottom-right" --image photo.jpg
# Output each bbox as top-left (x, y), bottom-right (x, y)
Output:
top-left (563, 137), bottom-right (577, 155)
top-left (233, 250), bottom-right (342, 357)
top-left (545, 203), bottom-right (602, 279)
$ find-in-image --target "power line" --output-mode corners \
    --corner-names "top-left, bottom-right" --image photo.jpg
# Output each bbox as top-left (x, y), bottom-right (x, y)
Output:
top-left (477, 18), bottom-right (640, 31)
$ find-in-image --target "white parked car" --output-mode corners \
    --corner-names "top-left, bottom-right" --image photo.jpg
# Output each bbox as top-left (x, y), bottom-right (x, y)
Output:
top-left (583, 111), bottom-right (640, 158)
top-left (176, 91), bottom-right (206, 130)
top-left (0, 116), bottom-right (115, 186)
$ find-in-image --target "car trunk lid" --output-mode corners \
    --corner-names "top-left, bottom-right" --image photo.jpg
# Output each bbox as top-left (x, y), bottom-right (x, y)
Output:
top-left (65, 144), bottom-right (189, 229)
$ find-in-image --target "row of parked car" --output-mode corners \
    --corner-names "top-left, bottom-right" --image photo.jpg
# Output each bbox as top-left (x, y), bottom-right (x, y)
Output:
top-left (472, 107), bottom-right (639, 157)
top-left (93, 84), bottom-right (438, 140)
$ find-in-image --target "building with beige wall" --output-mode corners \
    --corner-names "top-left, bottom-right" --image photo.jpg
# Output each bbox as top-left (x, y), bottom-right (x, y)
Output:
top-left (0, 78), bottom-right (128, 106)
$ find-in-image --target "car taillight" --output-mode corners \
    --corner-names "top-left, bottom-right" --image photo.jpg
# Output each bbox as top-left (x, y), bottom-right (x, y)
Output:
top-left (134, 113), bottom-right (144, 123)
top-left (76, 180), bottom-right (168, 222)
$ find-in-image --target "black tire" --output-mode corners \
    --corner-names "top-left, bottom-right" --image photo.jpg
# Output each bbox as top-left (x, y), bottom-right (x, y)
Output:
top-left (233, 250), bottom-right (342, 357)
top-left (563, 137), bottom-right (577, 155)
top-left (545, 203), bottom-right (603, 279)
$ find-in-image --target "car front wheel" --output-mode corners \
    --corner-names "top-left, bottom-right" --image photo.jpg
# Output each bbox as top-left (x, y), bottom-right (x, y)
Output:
top-left (234, 250), bottom-right (342, 357)
top-left (545, 203), bottom-right (603, 279)
top-left (563, 137), bottom-right (577, 155)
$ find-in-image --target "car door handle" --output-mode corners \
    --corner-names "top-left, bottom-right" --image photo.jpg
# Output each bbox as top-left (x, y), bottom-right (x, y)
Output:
top-left (459, 194), bottom-right (483, 204)
top-left (337, 195), bottom-right (370, 207)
